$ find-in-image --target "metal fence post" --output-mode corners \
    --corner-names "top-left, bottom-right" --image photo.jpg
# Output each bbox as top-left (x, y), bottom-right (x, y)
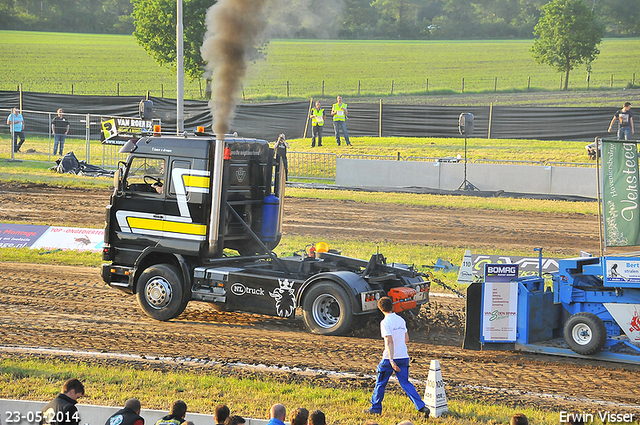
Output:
top-left (85, 113), bottom-right (91, 163)
top-left (48, 112), bottom-right (52, 162)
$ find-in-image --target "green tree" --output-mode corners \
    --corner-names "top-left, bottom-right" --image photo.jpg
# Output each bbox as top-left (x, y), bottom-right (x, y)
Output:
top-left (132, 0), bottom-right (212, 80)
top-left (531, 0), bottom-right (604, 91)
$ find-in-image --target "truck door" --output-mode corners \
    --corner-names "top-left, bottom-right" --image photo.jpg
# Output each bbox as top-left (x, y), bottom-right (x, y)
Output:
top-left (111, 156), bottom-right (167, 259)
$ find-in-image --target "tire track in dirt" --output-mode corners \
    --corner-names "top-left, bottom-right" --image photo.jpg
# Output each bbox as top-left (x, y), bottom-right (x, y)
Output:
top-left (0, 262), bottom-right (639, 415)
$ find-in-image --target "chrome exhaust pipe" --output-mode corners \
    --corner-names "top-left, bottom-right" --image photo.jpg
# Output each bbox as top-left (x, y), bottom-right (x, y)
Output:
top-left (208, 138), bottom-right (225, 255)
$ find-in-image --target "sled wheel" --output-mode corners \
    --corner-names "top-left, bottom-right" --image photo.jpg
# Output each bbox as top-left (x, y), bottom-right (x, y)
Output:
top-left (137, 264), bottom-right (189, 321)
top-left (302, 281), bottom-right (353, 336)
top-left (563, 312), bottom-right (607, 355)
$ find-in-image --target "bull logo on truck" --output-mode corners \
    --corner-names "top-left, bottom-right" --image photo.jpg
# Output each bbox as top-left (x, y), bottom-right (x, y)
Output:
top-left (269, 278), bottom-right (296, 317)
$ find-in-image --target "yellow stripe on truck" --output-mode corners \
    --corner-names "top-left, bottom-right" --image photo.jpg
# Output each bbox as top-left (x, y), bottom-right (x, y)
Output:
top-left (127, 217), bottom-right (206, 236)
top-left (163, 220), bottom-right (207, 236)
top-left (183, 175), bottom-right (210, 188)
top-left (128, 217), bottom-right (163, 232)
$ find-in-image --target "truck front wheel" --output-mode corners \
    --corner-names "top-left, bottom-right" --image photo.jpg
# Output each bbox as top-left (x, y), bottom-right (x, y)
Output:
top-left (136, 264), bottom-right (188, 321)
top-left (302, 282), bottom-right (353, 336)
top-left (564, 312), bottom-right (607, 355)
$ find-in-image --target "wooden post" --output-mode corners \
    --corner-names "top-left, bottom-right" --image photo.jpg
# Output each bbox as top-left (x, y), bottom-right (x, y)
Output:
top-left (146, 90), bottom-right (150, 101)
top-left (426, 78), bottom-right (429, 93)
top-left (117, 82), bottom-right (120, 96)
top-left (322, 80), bottom-right (325, 96)
top-left (358, 80), bottom-right (361, 96)
top-left (286, 81), bottom-right (290, 97)
top-left (461, 77), bottom-right (465, 93)
top-left (488, 102), bottom-right (493, 139)
top-left (71, 84), bottom-right (74, 96)
top-left (161, 84), bottom-right (164, 98)
top-left (494, 77), bottom-right (497, 92)
top-left (379, 99), bottom-right (382, 137)
top-left (19, 84), bottom-right (23, 112)
top-left (199, 80), bottom-right (202, 98)
top-left (633, 73), bottom-right (636, 86)
top-left (391, 80), bottom-right (394, 95)
top-left (610, 74), bottom-right (613, 88)
top-left (527, 76), bottom-right (531, 90)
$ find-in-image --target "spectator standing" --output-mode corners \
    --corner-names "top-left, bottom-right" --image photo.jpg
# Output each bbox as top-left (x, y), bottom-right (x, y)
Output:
top-left (365, 297), bottom-right (429, 417)
top-left (105, 398), bottom-right (144, 425)
top-left (266, 404), bottom-right (286, 425)
top-left (308, 410), bottom-right (326, 425)
top-left (40, 378), bottom-right (84, 425)
top-left (213, 404), bottom-right (230, 425)
top-left (52, 108), bottom-right (70, 156)
top-left (290, 408), bottom-right (309, 425)
top-left (331, 95), bottom-right (351, 146)
top-left (608, 102), bottom-right (634, 140)
top-left (309, 100), bottom-right (324, 147)
top-left (7, 107), bottom-right (25, 153)
top-left (155, 401), bottom-right (187, 425)
top-left (274, 133), bottom-right (289, 184)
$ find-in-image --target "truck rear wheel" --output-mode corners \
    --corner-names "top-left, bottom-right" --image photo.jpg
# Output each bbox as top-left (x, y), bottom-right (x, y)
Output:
top-left (564, 312), bottom-right (607, 355)
top-left (302, 282), bottom-right (353, 336)
top-left (137, 264), bottom-right (188, 321)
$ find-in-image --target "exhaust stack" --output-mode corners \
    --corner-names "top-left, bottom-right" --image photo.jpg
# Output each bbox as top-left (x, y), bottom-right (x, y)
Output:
top-left (208, 138), bottom-right (225, 255)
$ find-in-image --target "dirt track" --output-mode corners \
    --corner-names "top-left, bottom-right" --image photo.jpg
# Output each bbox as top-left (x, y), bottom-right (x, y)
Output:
top-left (1, 182), bottom-right (639, 416)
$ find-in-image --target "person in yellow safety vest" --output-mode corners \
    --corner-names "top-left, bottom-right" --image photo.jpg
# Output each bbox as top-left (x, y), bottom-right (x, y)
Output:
top-left (331, 95), bottom-right (351, 146)
top-left (310, 100), bottom-right (324, 147)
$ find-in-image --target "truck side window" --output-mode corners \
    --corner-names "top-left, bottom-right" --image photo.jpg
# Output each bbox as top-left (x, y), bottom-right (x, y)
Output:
top-left (170, 160), bottom-right (191, 196)
top-left (125, 157), bottom-right (166, 195)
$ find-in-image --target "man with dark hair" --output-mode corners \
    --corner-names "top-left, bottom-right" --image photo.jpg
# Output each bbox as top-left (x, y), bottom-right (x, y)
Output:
top-left (41, 378), bottom-right (84, 425)
top-left (308, 410), bottom-right (325, 425)
top-left (266, 404), bottom-right (286, 425)
top-left (223, 416), bottom-right (245, 425)
top-left (365, 297), bottom-right (429, 418)
top-left (155, 401), bottom-right (187, 425)
top-left (608, 102), bottom-right (634, 140)
top-left (510, 413), bottom-right (528, 425)
top-left (290, 407), bottom-right (308, 425)
top-left (213, 404), bottom-right (230, 425)
top-left (105, 398), bottom-right (144, 425)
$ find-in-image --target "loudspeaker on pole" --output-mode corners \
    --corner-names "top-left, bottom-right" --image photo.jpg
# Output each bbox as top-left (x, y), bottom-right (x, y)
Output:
top-left (423, 359), bottom-right (448, 417)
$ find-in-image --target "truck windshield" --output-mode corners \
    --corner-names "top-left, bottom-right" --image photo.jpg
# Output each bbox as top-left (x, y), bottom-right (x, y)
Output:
top-left (125, 157), bottom-right (166, 194)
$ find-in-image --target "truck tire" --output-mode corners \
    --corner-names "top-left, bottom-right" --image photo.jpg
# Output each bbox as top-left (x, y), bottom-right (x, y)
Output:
top-left (563, 312), bottom-right (607, 355)
top-left (302, 281), bottom-right (353, 336)
top-left (136, 264), bottom-right (189, 321)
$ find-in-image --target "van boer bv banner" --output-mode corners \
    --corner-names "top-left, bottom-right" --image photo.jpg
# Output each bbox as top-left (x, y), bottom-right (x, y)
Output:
top-left (602, 140), bottom-right (640, 246)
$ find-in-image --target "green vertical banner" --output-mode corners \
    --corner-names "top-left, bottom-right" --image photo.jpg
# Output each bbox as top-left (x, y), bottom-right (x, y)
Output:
top-left (602, 140), bottom-right (640, 247)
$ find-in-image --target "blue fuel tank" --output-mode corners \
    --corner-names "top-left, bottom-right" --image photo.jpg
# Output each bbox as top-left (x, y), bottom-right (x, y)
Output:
top-left (260, 194), bottom-right (280, 242)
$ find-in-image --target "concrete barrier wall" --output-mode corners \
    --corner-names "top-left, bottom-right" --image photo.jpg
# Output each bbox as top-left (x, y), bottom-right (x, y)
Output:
top-left (335, 159), bottom-right (597, 198)
top-left (0, 400), bottom-right (270, 425)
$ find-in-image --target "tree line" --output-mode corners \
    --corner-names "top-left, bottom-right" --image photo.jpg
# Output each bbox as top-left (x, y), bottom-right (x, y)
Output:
top-left (0, 0), bottom-right (638, 38)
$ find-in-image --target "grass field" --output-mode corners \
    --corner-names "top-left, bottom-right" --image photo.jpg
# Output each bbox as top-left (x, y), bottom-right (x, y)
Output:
top-left (0, 357), bottom-right (561, 425)
top-left (1, 30), bottom-right (639, 99)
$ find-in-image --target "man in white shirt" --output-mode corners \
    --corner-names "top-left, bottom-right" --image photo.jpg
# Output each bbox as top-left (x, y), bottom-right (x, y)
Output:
top-left (365, 296), bottom-right (430, 418)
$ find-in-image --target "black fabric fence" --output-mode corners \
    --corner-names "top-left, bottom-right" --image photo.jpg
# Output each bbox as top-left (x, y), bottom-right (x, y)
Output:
top-left (0, 90), bottom-right (619, 142)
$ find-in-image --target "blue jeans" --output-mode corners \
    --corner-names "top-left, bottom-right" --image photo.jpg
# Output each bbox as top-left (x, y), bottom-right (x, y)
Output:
top-left (54, 134), bottom-right (66, 155)
top-left (370, 358), bottom-right (425, 413)
top-left (333, 120), bottom-right (350, 146)
top-left (618, 127), bottom-right (632, 140)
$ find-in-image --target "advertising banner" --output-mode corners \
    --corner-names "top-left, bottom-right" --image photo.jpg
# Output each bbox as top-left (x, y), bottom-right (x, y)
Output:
top-left (101, 117), bottom-right (153, 144)
top-left (30, 227), bottom-right (104, 252)
top-left (602, 140), bottom-right (640, 246)
top-left (604, 258), bottom-right (640, 285)
top-left (481, 264), bottom-right (519, 342)
top-left (0, 224), bottom-right (49, 248)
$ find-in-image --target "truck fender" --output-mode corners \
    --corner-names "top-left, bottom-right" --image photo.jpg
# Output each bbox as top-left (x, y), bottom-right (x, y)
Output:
top-left (130, 247), bottom-right (192, 294)
top-left (297, 271), bottom-right (372, 315)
